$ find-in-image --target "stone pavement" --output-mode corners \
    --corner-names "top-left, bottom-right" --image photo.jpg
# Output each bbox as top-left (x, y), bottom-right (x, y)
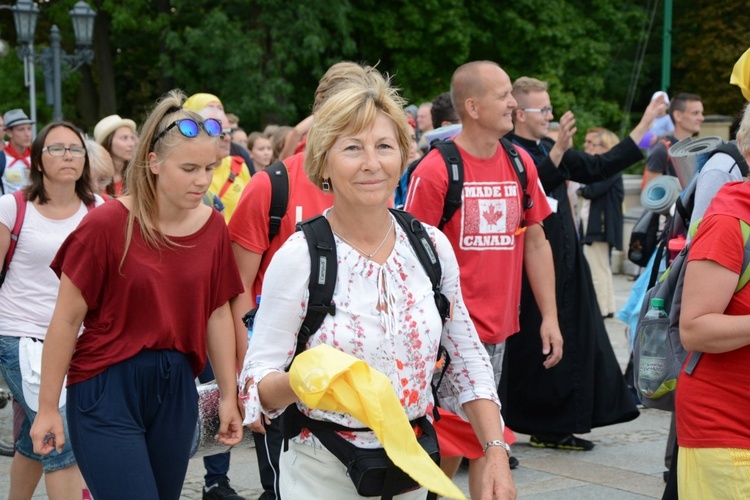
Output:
top-left (0, 271), bottom-right (672, 499)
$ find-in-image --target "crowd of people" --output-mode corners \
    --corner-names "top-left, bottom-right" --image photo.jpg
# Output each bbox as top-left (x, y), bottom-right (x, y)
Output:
top-left (0, 52), bottom-right (747, 500)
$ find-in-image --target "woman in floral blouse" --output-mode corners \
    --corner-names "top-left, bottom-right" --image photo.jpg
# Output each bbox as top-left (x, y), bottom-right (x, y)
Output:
top-left (239, 70), bottom-right (516, 499)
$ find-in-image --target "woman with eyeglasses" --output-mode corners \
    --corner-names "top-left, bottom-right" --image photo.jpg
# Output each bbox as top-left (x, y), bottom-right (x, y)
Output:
top-left (29, 91), bottom-right (244, 499)
top-left (0, 121), bottom-right (102, 499)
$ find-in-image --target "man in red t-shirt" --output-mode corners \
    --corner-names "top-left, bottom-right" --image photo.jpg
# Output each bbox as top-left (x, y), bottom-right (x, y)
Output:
top-left (405, 61), bottom-right (562, 493)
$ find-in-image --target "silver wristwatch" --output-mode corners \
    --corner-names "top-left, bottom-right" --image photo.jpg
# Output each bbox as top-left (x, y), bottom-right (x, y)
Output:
top-left (483, 440), bottom-right (511, 457)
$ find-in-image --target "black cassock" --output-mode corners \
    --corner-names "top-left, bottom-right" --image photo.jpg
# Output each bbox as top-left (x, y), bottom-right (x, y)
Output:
top-left (498, 134), bottom-right (641, 435)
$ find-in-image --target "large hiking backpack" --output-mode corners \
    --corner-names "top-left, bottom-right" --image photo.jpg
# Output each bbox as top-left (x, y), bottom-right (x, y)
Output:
top-left (633, 218), bottom-right (750, 410)
top-left (632, 141), bottom-right (750, 410)
top-left (402, 138), bottom-right (532, 229)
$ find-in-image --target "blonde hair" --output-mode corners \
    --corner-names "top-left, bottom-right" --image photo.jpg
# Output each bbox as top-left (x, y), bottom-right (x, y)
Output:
top-left (122, 89), bottom-right (217, 267)
top-left (314, 62), bottom-right (384, 113)
top-left (305, 72), bottom-right (410, 190)
top-left (736, 103), bottom-right (750, 160)
top-left (511, 76), bottom-right (549, 120)
top-left (85, 139), bottom-right (115, 193)
top-left (586, 127), bottom-right (620, 152)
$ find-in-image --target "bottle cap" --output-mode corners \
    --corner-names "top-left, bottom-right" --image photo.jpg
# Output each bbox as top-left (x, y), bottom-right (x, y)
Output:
top-left (651, 297), bottom-right (665, 308)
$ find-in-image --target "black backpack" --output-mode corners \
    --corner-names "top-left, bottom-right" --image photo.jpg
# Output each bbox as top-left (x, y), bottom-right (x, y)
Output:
top-left (405, 138), bottom-right (532, 229)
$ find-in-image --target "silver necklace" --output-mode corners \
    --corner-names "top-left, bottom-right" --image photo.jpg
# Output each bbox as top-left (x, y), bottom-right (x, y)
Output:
top-left (333, 218), bottom-right (394, 260)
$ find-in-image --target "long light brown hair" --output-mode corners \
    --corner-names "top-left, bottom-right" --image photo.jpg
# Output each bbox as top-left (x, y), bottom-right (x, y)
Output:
top-left (121, 89), bottom-right (217, 268)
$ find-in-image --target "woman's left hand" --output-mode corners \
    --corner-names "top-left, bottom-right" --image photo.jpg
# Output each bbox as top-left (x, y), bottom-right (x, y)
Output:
top-left (481, 448), bottom-right (517, 499)
top-left (215, 397), bottom-right (244, 446)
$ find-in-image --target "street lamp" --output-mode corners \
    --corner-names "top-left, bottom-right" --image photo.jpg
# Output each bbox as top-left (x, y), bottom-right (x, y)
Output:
top-left (9, 0), bottom-right (96, 135)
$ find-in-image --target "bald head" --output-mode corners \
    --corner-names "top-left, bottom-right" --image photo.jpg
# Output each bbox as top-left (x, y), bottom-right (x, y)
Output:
top-left (451, 61), bottom-right (503, 120)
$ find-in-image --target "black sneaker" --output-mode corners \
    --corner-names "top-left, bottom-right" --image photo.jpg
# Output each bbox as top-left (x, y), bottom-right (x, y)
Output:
top-left (203, 479), bottom-right (246, 500)
top-left (529, 434), bottom-right (594, 451)
top-left (509, 456), bottom-right (519, 469)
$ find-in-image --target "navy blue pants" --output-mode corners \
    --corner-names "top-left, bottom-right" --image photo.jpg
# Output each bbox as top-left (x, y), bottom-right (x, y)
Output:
top-left (67, 350), bottom-right (198, 500)
top-left (198, 361), bottom-right (231, 486)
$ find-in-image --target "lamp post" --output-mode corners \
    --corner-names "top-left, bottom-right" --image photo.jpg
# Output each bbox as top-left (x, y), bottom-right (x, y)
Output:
top-left (9, 0), bottom-right (96, 136)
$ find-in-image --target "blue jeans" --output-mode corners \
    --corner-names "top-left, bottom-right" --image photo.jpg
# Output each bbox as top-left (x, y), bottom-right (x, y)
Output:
top-left (0, 335), bottom-right (76, 472)
top-left (67, 349), bottom-right (198, 500)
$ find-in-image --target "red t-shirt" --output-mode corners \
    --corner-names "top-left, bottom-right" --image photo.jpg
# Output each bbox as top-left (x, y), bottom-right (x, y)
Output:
top-left (404, 143), bottom-right (551, 343)
top-left (51, 201), bottom-right (244, 385)
top-left (228, 152), bottom-right (333, 299)
top-left (676, 182), bottom-right (750, 449)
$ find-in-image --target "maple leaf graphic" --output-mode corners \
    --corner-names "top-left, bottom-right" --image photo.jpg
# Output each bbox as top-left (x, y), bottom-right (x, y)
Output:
top-left (482, 204), bottom-right (504, 226)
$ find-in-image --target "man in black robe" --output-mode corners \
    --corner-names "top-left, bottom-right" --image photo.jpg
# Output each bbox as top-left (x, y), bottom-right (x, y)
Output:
top-left (500, 76), bottom-right (666, 450)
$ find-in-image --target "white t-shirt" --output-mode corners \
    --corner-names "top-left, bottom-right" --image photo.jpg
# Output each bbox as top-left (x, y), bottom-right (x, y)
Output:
top-left (0, 194), bottom-right (103, 339)
top-left (2, 151), bottom-right (31, 194)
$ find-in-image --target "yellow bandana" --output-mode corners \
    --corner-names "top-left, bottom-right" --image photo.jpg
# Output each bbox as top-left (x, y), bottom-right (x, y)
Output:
top-left (289, 344), bottom-right (466, 500)
top-left (730, 47), bottom-right (750, 101)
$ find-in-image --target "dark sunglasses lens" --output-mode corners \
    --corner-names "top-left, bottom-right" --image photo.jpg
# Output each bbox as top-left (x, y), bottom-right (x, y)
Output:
top-left (177, 119), bottom-right (200, 138)
top-left (203, 119), bottom-right (222, 137)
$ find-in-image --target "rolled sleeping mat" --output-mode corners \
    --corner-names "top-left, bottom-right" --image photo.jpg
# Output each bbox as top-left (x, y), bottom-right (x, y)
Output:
top-left (641, 175), bottom-right (682, 215)
top-left (190, 382), bottom-right (254, 458)
top-left (668, 136), bottom-right (724, 189)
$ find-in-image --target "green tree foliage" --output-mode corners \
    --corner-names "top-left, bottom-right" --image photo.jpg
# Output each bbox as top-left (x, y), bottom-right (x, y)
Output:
top-left (0, 0), bottom-right (745, 140)
top-left (670, 0), bottom-right (750, 119)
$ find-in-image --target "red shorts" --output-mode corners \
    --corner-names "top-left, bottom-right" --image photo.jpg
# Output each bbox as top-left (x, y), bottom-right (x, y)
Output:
top-left (434, 407), bottom-right (516, 459)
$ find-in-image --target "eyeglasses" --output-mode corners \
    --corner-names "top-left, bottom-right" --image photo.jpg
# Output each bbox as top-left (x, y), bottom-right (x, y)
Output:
top-left (150, 118), bottom-right (222, 150)
top-left (584, 140), bottom-right (604, 148)
top-left (42, 145), bottom-right (87, 157)
top-left (522, 106), bottom-right (554, 115)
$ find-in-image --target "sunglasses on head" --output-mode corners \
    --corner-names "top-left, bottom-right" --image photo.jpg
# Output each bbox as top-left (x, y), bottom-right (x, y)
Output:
top-left (150, 118), bottom-right (222, 151)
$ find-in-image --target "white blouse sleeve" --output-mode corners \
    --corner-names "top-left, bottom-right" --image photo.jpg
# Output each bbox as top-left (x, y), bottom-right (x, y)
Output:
top-left (239, 231), bottom-right (310, 423)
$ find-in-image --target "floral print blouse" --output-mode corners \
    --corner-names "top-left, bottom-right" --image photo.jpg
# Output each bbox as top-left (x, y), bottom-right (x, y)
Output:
top-left (239, 214), bottom-right (500, 449)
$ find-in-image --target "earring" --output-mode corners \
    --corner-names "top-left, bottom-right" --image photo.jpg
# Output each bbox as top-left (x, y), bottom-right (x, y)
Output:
top-left (322, 178), bottom-right (331, 192)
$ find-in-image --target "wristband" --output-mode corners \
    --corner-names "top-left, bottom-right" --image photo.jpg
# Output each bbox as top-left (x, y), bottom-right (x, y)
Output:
top-left (483, 440), bottom-right (511, 457)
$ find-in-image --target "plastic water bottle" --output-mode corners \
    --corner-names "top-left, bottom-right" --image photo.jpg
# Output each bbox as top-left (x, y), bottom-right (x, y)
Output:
top-left (638, 298), bottom-right (670, 398)
top-left (247, 295), bottom-right (261, 343)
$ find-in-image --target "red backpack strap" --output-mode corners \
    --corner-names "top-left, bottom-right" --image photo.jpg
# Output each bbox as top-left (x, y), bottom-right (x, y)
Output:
top-left (4, 190), bottom-right (28, 274)
top-left (218, 156), bottom-right (247, 199)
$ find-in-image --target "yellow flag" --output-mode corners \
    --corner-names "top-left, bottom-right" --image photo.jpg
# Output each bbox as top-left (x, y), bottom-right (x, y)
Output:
top-left (289, 344), bottom-right (466, 500)
top-left (730, 47), bottom-right (750, 101)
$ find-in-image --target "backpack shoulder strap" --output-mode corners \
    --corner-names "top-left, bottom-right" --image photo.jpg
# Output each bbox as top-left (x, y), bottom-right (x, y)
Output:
top-left (500, 137), bottom-right (532, 228)
top-left (266, 161), bottom-right (289, 242)
top-left (710, 141), bottom-right (749, 177)
top-left (4, 190), bottom-right (27, 273)
top-left (389, 209), bottom-right (448, 321)
top-left (218, 156), bottom-right (247, 198)
top-left (295, 215), bottom-right (337, 359)
top-left (736, 219), bottom-right (750, 291)
top-left (432, 140), bottom-right (463, 230)
top-left (0, 152), bottom-right (6, 192)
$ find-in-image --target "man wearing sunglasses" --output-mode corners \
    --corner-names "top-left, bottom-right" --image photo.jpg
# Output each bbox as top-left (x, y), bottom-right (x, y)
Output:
top-left (501, 76), bottom-right (666, 453)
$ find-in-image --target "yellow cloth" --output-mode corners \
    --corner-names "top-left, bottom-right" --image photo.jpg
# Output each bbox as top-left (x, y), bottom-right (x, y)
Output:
top-left (289, 344), bottom-right (466, 500)
top-left (678, 447), bottom-right (750, 499)
top-left (184, 93), bottom-right (222, 112)
top-left (210, 156), bottom-right (251, 223)
top-left (730, 47), bottom-right (750, 101)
